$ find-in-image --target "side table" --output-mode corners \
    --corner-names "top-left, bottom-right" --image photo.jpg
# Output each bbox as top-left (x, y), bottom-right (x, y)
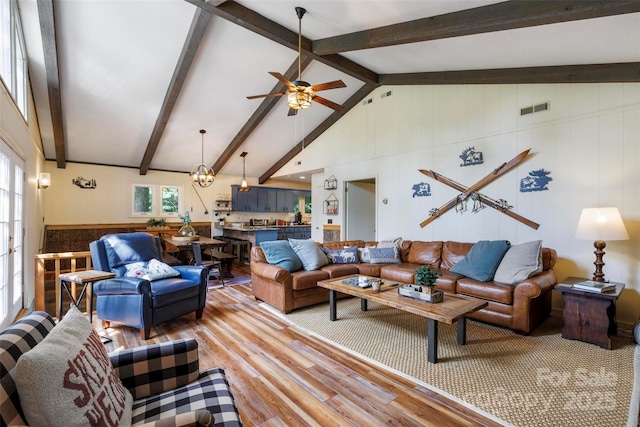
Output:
top-left (554, 276), bottom-right (624, 349)
top-left (58, 270), bottom-right (116, 324)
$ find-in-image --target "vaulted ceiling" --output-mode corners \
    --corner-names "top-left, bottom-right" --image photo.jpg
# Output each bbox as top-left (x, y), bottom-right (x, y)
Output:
top-left (18, 1), bottom-right (640, 184)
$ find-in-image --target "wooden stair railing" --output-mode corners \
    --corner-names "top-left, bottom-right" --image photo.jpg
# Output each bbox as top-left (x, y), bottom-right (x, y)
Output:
top-left (34, 251), bottom-right (93, 319)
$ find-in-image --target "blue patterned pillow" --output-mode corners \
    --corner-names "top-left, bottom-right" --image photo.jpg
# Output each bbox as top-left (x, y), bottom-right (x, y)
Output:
top-left (367, 247), bottom-right (401, 264)
top-left (321, 246), bottom-right (359, 264)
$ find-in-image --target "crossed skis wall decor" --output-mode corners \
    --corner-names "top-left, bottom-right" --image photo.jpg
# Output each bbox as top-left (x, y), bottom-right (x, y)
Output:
top-left (419, 149), bottom-right (540, 230)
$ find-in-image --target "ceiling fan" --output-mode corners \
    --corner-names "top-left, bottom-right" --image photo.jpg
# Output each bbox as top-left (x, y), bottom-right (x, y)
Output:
top-left (246, 7), bottom-right (346, 116)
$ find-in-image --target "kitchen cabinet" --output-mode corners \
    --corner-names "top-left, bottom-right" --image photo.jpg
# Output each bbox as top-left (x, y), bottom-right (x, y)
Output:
top-left (277, 226), bottom-right (311, 240)
top-left (231, 185), bottom-right (258, 211)
top-left (257, 188), bottom-right (278, 212)
top-left (277, 190), bottom-right (294, 212)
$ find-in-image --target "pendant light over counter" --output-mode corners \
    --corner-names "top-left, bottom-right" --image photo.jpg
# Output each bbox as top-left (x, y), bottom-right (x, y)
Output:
top-left (238, 152), bottom-right (250, 192)
top-left (190, 129), bottom-right (215, 188)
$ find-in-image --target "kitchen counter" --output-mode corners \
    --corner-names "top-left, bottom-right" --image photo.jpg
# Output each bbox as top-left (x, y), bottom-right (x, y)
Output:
top-left (213, 224), bottom-right (311, 244)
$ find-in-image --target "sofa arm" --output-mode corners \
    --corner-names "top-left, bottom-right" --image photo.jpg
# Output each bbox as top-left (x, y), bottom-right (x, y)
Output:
top-left (109, 338), bottom-right (200, 400)
top-left (174, 265), bottom-right (208, 283)
top-left (251, 261), bottom-right (291, 284)
top-left (513, 270), bottom-right (557, 300)
top-left (94, 277), bottom-right (151, 295)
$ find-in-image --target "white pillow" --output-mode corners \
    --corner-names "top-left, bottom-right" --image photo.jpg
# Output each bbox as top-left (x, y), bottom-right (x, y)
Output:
top-left (494, 240), bottom-right (543, 285)
top-left (16, 306), bottom-right (133, 427)
top-left (377, 237), bottom-right (403, 249)
top-left (124, 258), bottom-right (180, 281)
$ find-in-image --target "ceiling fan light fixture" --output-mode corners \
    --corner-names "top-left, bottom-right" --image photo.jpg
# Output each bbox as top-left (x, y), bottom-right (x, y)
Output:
top-left (288, 91), bottom-right (312, 110)
top-left (190, 129), bottom-right (215, 188)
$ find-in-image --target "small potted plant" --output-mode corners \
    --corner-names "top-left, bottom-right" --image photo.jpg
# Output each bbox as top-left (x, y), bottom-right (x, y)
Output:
top-left (146, 218), bottom-right (167, 229)
top-left (414, 265), bottom-right (442, 295)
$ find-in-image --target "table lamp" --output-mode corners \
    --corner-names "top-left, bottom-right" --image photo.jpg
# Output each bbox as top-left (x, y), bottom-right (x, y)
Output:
top-left (575, 207), bottom-right (629, 282)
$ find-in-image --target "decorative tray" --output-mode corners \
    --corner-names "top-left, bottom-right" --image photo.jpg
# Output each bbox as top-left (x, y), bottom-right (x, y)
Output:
top-left (342, 277), bottom-right (372, 288)
top-left (398, 285), bottom-right (443, 303)
top-left (172, 235), bottom-right (199, 242)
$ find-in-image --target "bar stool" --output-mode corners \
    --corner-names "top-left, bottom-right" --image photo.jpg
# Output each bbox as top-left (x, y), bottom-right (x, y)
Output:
top-left (230, 239), bottom-right (251, 265)
top-left (191, 241), bottom-right (225, 288)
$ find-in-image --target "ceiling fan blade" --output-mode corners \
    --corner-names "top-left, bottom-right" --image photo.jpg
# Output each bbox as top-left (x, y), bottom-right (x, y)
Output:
top-left (246, 92), bottom-right (286, 100)
top-left (310, 80), bottom-right (346, 92)
top-left (312, 95), bottom-right (344, 111)
top-left (287, 108), bottom-right (298, 117)
top-left (269, 72), bottom-right (295, 89)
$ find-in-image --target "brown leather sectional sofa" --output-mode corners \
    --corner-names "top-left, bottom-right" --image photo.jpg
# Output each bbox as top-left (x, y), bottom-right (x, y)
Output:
top-left (250, 239), bottom-right (557, 334)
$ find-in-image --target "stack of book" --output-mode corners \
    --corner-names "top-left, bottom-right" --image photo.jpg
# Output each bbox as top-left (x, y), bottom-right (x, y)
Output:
top-left (572, 280), bottom-right (617, 293)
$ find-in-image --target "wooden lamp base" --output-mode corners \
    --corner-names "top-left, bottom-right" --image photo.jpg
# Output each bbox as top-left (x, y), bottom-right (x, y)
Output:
top-left (592, 239), bottom-right (607, 282)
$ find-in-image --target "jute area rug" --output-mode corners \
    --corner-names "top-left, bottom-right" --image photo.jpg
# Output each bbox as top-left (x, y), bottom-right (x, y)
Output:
top-left (272, 297), bottom-right (637, 427)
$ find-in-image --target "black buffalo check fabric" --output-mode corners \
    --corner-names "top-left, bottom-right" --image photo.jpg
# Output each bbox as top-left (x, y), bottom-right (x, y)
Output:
top-left (0, 311), bottom-right (56, 426)
top-left (130, 368), bottom-right (241, 426)
top-left (2, 314), bottom-right (241, 426)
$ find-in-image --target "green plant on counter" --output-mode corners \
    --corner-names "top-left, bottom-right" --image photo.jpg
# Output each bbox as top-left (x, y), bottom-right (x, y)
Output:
top-left (414, 265), bottom-right (442, 288)
top-left (146, 217), bottom-right (167, 228)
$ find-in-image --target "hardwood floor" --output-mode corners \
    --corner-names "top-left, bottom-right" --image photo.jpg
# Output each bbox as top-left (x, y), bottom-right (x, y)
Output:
top-left (100, 270), bottom-right (501, 427)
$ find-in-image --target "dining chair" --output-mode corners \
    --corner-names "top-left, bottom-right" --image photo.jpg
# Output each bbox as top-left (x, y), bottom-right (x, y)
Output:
top-left (191, 241), bottom-right (225, 287)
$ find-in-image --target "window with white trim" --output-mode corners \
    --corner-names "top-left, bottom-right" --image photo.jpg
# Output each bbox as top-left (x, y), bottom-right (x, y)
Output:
top-left (131, 184), bottom-right (183, 217)
top-left (0, 0), bottom-right (28, 120)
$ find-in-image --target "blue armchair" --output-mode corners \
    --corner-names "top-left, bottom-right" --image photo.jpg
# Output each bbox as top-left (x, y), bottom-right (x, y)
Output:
top-left (90, 232), bottom-right (208, 339)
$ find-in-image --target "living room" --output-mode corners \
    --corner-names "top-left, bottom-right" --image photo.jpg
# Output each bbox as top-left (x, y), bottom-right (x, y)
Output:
top-left (1, 1), bottom-right (639, 426)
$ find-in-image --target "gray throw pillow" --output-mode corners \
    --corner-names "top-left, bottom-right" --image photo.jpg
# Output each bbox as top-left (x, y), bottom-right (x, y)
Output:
top-left (260, 240), bottom-right (303, 272)
top-left (494, 240), bottom-right (543, 285)
top-left (450, 240), bottom-right (510, 282)
top-left (288, 238), bottom-right (329, 271)
top-left (367, 247), bottom-right (401, 264)
top-left (321, 246), bottom-right (359, 264)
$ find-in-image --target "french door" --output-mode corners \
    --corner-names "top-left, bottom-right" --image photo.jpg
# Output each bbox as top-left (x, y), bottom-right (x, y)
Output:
top-left (0, 138), bottom-right (24, 330)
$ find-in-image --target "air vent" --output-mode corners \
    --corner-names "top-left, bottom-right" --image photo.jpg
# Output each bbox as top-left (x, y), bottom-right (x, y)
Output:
top-left (380, 90), bottom-right (392, 99)
top-left (362, 98), bottom-right (373, 106)
top-left (521, 102), bottom-right (550, 116)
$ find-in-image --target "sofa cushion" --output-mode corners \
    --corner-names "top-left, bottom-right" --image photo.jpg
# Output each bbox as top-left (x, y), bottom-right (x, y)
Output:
top-left (367, 247), bottom-right (401, 264)
top-left (406, 241), bottom-right (443, 267)
top-left (321, 245), bottom-right (359, 264)
top-left (260, 240), bottom-right (303, 272)
top-left (380, 263), bottom-right (422, 284)
top-left (441, 241), bottom-right (474, 270)
top-left (289, 239), bottom-right (329, 271)
top-left (450, 240), bottom-right (510, 282)
top-left (320, 264), bottom-right (360, 278)
top-left (456, 277), bottom-right (514, 305)
top-left (356, 263), bottom-right (384, 277)
top-left (15, 306), bottom-right (133, 427)
top-left (494, 240), bottom-right (543, 285)
top-left (291, 269), bottom-right (330, 290)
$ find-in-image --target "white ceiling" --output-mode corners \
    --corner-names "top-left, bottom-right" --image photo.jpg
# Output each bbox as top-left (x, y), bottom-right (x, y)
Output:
top-left (17, 0), bottom-right (640, 183)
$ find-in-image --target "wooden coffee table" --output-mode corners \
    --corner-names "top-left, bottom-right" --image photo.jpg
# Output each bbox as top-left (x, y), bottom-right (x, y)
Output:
top-left (318, 274), bottom-right (488, 363)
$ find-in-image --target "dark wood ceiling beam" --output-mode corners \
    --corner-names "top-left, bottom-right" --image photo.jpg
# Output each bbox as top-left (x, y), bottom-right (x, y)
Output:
top-left (313, 1), bottom-right (640, 55)
top-left (210, 55), bottom-right (312, 174)
top-left (37, 0), bottom-right (65, 168)
top-left (379, 63), bottom-right (640, 85)
top-left (184, 0), bottom-right (378, 85)
top-left (259, 82), bottom-right (378, 184)
top-left (139, 7), bottom-right (211, 175)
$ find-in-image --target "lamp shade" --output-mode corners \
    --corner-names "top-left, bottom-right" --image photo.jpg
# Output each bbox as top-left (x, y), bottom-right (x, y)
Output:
top-left (575, 207), bottom-right (629, 241)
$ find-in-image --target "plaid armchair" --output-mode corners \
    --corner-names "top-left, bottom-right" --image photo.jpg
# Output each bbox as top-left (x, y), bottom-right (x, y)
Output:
top-left (0, 312), bottom-right (242, 426)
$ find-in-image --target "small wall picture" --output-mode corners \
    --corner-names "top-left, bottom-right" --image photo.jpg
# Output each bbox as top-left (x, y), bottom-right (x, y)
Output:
top-left (412, 182), bottom-right (431, 197)
top-left (72, 176), bottom-right (97, 189)
top-left (520, 169), bottom-right (552, 192)
top-left (459, 147), bottom-right (483, 167)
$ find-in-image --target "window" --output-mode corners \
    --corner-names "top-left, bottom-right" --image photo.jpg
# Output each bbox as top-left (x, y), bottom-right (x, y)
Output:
top-left (131, 184), bottom-right (183, 217)
top-left (0, 0), bottom-right (28, 120)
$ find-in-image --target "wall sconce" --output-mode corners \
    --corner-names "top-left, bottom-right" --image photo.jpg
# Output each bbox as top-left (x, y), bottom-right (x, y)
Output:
top-left (38, 173), bottom-right (51, 189)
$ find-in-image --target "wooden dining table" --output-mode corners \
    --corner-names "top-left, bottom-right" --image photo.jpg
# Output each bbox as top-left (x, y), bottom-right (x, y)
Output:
top-left (161, 236), bottom-right (232, 277)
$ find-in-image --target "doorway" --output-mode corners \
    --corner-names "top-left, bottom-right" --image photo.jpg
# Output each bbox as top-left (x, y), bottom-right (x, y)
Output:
top-left (344, 179), bottom-right (375, 241)
top-left (0, 138), bottom-right (24, 329)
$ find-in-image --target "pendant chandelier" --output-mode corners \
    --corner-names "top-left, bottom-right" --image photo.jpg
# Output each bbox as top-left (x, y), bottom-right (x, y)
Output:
top-left (190, 129), bottom-right (215, 188)
top-left (238, 152), bottom-right (250, 192)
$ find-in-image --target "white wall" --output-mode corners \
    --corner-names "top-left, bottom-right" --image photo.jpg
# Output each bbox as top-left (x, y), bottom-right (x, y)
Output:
top-left (283, 83), bottom-right (640, 326)
top-left (0, 79), bottom-right (46, 310)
